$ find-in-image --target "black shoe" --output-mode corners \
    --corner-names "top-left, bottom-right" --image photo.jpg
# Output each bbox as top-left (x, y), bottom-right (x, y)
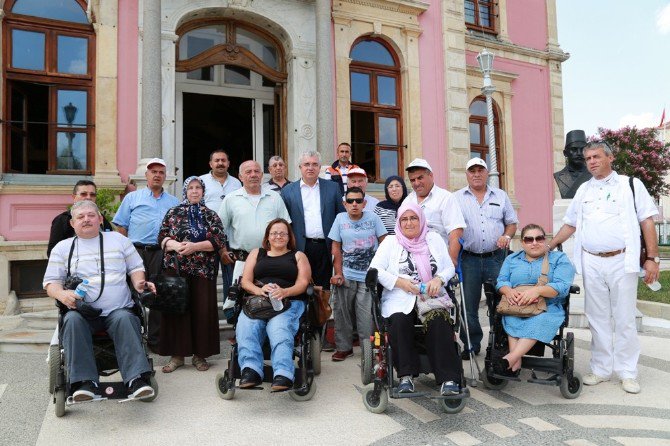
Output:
top-left (492, 358), bottom-right (511, 374)
top-left (461, 349), bottom-right (479, 360)
top-left (271, 375), bottom-right (293, 391)
top-left (440, 381), bottom-right (461, 396)
top-left (72, 380), bottom-right (98, 402)
top-left (239, 367), bottom-right (262, 388)
top-left (127, 377), bottom-right (154, 400)
top-left (397, 376), bottom-right (415, 393)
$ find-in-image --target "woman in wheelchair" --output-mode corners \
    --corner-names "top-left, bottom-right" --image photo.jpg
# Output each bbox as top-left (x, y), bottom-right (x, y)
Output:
top-left (369, 203), bottom-right (461, 396)
top-left (236, 218), bottom-right (312, 391)
top-left (495, 223), bottom-right (575, 376)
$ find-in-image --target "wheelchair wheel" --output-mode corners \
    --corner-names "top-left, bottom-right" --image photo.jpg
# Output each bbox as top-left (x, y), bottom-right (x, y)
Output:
top-left (362, 383), bottom-right (388, 414)
top-left (216, 371), bottom-right (236, 400)
top-left (309, 334), bottom-right (322, 376)
top-left (141, 375), bottom-right (159, 403)
top-left (289, 376), bottom-right (317, 401)
top-left (560, 371), bottom-right (582, 399)
top-left (480, 370), bottom-right (508, 391)
top-left (54, 389), bottom-right (66, 417)
top-left (48, 344), bottom-right (60, 395)
top-left (439, 397), bottom-right (466, 414)
top-left (360, 338), bottom-right (374, 385)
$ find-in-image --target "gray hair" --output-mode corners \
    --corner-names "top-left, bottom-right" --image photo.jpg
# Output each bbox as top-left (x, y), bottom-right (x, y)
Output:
top-left (268, 155), bottom-right (285, 166)
top-left (298, 150), bottom-right (322, 166)
top-left (70, 200), bottom-right (101, 218)
top-left (583, 141), bottom-right (614, 156)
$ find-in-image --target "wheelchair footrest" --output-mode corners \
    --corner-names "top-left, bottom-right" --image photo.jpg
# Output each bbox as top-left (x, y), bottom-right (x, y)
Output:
top-left (391, 390), bottom-right (430, 399)
top-left (527, 373), bottom-right (560, 386)
top-left (521, 357), bottom-right (562, 375)
top-left (66, 396), bottom-right (107, 406)
top-left (491, 373), bottom-right (521, 382)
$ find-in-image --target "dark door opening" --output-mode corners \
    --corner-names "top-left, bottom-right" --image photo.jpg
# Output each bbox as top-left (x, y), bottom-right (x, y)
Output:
top-left (182, 93), bottom-right (252, 179)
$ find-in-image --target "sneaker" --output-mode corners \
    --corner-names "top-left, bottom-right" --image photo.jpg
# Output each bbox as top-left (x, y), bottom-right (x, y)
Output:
top-left (582, 373), bottom-right (609, 386)
top-left (397, 376), bottom-right (414, 393)
top-left (621, 378), bottom-right (641, 394)
top-left (440, 381), bottom-right (460, 396)
top-left (331, 350), bottom-right (354, 361)
top-left (127, 377), bottom-right (154, 400)
top-left (72, 380), bottom-right (98, 402)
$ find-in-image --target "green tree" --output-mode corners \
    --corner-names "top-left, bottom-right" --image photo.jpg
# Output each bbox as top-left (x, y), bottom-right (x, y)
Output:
top-left (95, 188), bottom-right (121, 222)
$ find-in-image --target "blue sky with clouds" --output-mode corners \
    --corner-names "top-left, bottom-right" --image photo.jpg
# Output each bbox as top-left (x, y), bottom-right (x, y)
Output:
top-left (557, 1), bottom-right (670, 138)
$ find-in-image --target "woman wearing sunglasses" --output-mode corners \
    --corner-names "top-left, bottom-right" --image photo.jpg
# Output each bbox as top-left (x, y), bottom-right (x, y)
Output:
top-left (495, 223), bottom-right (575, 375)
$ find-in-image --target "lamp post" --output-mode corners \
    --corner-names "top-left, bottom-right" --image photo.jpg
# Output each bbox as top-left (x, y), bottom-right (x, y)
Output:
top-left (476, 48), bottom-right (499, 188)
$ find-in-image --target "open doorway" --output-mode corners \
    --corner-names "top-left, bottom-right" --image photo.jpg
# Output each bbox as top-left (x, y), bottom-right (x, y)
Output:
top-left (181, 93), bottom-right (252, 179)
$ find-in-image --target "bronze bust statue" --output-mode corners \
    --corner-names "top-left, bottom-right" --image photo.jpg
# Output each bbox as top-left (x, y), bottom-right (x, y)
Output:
top-left (554, 130), bottom-right (592, 199)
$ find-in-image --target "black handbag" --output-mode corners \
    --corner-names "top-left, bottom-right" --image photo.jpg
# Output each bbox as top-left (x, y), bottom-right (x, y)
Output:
top-left (242, 281), bottom-right (290, 321)
top-left (144, 252), bottom-right (189, 314)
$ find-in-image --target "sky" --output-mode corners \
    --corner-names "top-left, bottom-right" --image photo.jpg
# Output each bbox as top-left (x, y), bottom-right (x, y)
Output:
top-left (556, 1), bottom-right (670, 139)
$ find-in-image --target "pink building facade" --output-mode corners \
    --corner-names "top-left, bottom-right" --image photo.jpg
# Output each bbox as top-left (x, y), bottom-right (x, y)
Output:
top-left (0, 0), bottom-right (567, 310)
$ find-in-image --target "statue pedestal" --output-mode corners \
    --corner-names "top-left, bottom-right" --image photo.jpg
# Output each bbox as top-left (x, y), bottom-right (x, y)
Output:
top-left (552, 199), bottom-right (574, 261)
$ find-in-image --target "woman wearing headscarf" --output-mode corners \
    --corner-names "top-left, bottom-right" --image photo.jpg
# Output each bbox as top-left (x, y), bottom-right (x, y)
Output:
top-left (157, 176), bottom-right (227, 373)
top-left (369, 202), bottom-right (461, 396)
top-left (373, 175), bottom-right (408, 235)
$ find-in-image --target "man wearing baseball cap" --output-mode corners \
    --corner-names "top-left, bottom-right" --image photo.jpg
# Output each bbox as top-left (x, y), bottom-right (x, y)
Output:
top-left (113, 158), bottom-right (179, 350)
top-left (346, 167), bottom-right (379, 210)
top-left (404, 158), bottom-right (465, 266)
top-left (455, 157), bottom-right (518, 358)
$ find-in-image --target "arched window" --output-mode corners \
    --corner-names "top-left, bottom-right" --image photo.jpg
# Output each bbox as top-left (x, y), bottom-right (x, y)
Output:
top-left (3, 0), bottom-right (94, 174)
top-left (469, 97), bottom-right (502, 177)
top-left (349, 38), bottom-right (402, 182)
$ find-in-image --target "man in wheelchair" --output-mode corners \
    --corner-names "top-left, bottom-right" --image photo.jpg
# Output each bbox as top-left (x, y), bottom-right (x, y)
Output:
top-left (44, 201), bottom-right (156, 402)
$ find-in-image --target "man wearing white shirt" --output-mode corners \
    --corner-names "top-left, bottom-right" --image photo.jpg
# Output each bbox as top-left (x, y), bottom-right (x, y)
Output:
top-left (404, 158), bottom-right (466, 266)
top-left (550, 141), bottom-right (660, 394)
top-left (199, 149), bottom-right (242, 212)
top-left (347, 167), bottom-right (380, 210)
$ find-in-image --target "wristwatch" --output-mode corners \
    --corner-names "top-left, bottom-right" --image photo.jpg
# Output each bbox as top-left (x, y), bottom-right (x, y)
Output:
top-left (646, 256), bottom-right (661, 264)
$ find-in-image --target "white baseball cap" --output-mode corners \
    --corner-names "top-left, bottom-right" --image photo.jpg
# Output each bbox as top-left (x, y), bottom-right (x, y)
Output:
top-left (466, 157), bottom-right (488, 170)
top-left (347, 167), bottom-right (367, 177)
top-left (405, 158), bottom-right (432, 172)
top-left (146, 158), bottom-right (167, 169)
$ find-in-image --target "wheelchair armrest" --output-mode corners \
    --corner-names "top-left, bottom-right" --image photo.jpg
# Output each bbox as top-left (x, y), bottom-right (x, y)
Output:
top-left (365, 268), bottom-right (378, 291)
top-left (569, 285), bottom-right (580, 294)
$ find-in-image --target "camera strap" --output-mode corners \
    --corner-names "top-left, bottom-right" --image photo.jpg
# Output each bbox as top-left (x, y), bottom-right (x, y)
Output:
top-left (67, 233), bottom-right (106, 302)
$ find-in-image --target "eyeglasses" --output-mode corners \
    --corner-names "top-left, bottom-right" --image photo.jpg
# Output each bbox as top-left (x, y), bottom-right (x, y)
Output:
top-left (522, 235), bottom-right (546, 244)
top-left (269, 231), bottom-right (289, 238)
top-left (76, 192), bottom-right (97, 198)
top-left (399, 216), bottom-right (420, 224)
top-left (345, 198), bottom-right (364, 204)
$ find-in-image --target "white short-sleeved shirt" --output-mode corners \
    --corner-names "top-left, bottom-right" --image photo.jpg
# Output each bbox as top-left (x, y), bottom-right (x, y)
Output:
top-left (199, 172), bottom-right (242, 212)
top-left (404, 185), bottom-right (466, 246)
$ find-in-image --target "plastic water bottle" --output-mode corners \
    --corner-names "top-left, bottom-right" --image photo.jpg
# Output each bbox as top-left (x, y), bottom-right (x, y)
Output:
top-left (74, 279), bottom-right (90, 298)
top-left (269, 284), bottom-right (283, 311)
top-left (639, 270), bottom-right (662, 292)
top-left (419, 283), bottom-right (428, 295)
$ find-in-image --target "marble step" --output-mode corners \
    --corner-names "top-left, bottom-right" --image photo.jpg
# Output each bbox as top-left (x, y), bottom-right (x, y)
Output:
top-left (0, 329), bottom-right (52, 354)
top-left (21, 310), bottom-right (58, 330)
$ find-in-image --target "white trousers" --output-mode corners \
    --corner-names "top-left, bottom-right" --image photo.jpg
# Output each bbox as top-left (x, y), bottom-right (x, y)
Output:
top-left (582, 251), bottom-right (640, 379)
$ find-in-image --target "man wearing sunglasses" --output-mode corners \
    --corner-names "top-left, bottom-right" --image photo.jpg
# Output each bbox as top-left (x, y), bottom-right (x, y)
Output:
top-left (550, 141), bottom-right (660, 394)
top-left (47, 180), bottom-right (114, 257)
top-left (455, 157), bottom-right (518, 359)
top-left (328, 187), bottom-right (387, 361)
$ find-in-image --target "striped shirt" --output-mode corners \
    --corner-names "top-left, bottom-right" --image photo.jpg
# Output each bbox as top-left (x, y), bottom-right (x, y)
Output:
top-left (455, 186), bottom-right (518, 253)
top-left (373, 204), bottom-right (398, 235)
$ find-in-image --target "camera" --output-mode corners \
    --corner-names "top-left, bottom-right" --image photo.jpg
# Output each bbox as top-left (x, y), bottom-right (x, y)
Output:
top-left (63, 275), bottom-right (84, 291)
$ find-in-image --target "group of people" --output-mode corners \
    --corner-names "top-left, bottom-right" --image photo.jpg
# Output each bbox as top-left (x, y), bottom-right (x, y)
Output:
top-left (43, 138), bottom-right (661, 401)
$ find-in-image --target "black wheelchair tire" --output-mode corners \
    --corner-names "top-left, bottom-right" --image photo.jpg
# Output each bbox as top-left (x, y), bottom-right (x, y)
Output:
top-left (439, 397), bottom-right (466, 414)
top-left (360, 338), bottom-right (374, 385)
top-left (361, 383), bottom-right (388, 414)
top-left (560, 371), bottom-right (582, 399)
top-left (289, 376), bottom-right (316, 401)
top-left (48, 344), bottom-right (60, 395)
top-left (480, 370), bottom-right (508, 391)
top-left (216, 371), bottom-right (236, 400)
top-left (309, 334), bottom-right (322, 376)
top-left (54, 388), bottom-right (66, 417)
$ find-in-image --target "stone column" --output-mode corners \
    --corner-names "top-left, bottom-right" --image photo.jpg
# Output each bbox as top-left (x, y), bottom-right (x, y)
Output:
top-left (315, 0), bottom-right (335, 155)
top-left (140, 0), bottom-right (162, 162)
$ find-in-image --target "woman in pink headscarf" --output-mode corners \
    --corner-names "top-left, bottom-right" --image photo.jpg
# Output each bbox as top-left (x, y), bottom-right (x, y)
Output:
top-left (369, 202), bottom-right (461, 396)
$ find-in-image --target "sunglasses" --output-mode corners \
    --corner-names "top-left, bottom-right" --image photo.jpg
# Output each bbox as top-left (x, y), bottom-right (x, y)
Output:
top-left (522, 235), bottom-right (546, 244)
top-left (345, 198), bottom-right (364, 204)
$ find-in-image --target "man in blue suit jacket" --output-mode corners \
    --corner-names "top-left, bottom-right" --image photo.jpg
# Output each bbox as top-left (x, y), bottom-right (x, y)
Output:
top-left (281, 150), bottom-right (345, 288)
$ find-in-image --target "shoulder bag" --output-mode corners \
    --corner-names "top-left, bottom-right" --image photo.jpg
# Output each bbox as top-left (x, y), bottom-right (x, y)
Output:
top-left (309, 282), bottom-right (332, 327)
top-left (629, 176), bottom-right (647, 268)
top-left (144, 251), bottom-right (189, 314)
top-left (496, 253), bottom-right (549, 317)
top-left (243, 280), bottom-right (291, 320)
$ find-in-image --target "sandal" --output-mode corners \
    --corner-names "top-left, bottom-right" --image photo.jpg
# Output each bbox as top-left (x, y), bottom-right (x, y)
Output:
top-left (192, 356), bottom-right (210, 371)
top-left (162, 357), bottom-right (184, 373)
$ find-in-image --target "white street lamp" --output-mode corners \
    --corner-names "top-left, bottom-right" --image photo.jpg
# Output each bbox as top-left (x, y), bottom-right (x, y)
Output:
top-left (476, 48), bottom-right (499, 188)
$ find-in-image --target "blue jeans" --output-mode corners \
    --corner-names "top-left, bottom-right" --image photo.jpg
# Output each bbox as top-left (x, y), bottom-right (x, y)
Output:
top-left (62, 308), bottom-right (151, 384)
top-left (459, 250), bottom-right (505, 352)
top-left (236, 300), bottom-right (305, 380)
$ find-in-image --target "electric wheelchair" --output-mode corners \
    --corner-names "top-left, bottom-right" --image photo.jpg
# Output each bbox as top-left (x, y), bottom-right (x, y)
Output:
top-left (48, 293), bottom-right (158, 417)
top-left (215, 281), bottom-right (321, 401)
top-left (479, 279), bottom-right (583, 399)
top-left (359, 269), bottom-right (470, 414)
